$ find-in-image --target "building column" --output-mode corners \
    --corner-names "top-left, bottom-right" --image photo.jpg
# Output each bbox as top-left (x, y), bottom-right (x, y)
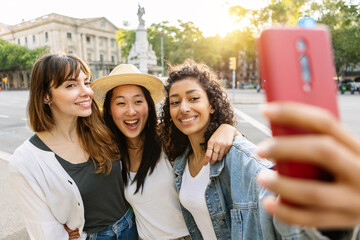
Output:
top-left (107, 37), bottom-right (111, 63)
top-left (94, 36), bottom-right (99, 62)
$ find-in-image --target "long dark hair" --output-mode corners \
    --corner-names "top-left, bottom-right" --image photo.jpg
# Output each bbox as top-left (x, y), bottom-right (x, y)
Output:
top-left (103, 85), bottom-right (161, 193)
top-left (160, 59), bottom-right (236, 162)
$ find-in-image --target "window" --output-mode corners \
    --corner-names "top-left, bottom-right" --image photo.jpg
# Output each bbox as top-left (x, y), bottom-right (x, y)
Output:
top-left (86, 36), bottom-right (91, 44)
top-left (45, 32), bottom-right (48, 42)
top-left (111, 39), bottom-right (115, 47)
top-left (111, 56), bottom-right (115, 63)
top-left (100, 54), bottom-right (104, 62)
top-left (25, 37), bottom-right (28, 45)
top-left (17, 39), bottom-right (20, 45)
top-left (67, 32), bottom-right (72, 40)
top-left (33, 35), bottom-right (36, 43)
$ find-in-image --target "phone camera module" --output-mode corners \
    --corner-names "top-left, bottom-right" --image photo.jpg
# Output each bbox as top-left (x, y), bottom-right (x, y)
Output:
top-left (296, 39), bottom-right (307, 52)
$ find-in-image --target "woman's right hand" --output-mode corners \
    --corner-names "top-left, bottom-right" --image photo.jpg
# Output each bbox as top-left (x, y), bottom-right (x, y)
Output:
top-left (256, 102), bottom-right (360, 228)
top-left (64, 224), bottom-right (80, 240)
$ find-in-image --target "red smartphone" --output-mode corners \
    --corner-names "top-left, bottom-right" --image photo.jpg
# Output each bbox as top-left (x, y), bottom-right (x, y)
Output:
top-left (258, 25), bottom-right (339, 181)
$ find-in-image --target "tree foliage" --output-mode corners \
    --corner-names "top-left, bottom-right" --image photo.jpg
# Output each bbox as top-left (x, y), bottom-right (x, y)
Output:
top-left (0, 39), bottom-right (47, 71)
top-left (229, 0), bottom-right (360, 77)
top-left (115, 0), bottom-right (359, 80)
top-left (116, 28), bottom-right (135, 60)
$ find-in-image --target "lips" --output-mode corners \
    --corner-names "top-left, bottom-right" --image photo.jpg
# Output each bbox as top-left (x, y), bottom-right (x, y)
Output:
top-left (124, 120), bottom-right (139, 125)
top-left (179, 116), bottom-right (197, 125)
top-left (124, 119), bottom-right (139, 130)
top-left (75, 100), bottom-right (91, 108)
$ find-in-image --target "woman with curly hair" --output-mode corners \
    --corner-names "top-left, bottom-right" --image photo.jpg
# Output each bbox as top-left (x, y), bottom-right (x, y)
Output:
top-left (90, 63), bottom-right (239, 240)
top-left (160, 59), bottom-right (328, 240)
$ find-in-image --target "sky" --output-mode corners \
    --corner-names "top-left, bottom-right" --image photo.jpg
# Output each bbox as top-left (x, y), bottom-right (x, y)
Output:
top-left (0, 0), bottom-right (267, 37)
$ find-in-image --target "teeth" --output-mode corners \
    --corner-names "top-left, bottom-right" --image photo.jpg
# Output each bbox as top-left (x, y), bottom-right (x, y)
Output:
top-left (77, 101), bottom-right (90, 106)
top-left (181, 117), bottom-right (195, 122)
top-left (125, 120), bottom-right (138, 124)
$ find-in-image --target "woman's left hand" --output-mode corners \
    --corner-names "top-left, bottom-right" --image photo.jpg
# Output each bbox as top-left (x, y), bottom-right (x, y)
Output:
top-left (64, 224), bottom-right (80, 240)
top-left (204, 124), bottom-right (240, 165)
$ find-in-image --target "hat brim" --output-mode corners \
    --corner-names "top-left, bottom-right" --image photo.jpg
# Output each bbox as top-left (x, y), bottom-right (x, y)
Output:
top-left (91, 73), bottom-right (165, 109)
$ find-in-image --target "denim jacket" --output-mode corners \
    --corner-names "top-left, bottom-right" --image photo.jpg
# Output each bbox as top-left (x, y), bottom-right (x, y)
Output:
top-left (173, 136), bottom-right (329, 240)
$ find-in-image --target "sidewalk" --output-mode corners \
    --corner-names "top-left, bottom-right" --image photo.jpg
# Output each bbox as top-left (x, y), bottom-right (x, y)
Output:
top-left (226, 88), bottom-right (265, 104)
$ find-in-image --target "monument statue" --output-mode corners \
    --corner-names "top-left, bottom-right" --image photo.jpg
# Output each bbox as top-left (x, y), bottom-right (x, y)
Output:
top-left (128, 4), bottom-right (162, 74)
top-left (137, 4), bottom-right (145, 27)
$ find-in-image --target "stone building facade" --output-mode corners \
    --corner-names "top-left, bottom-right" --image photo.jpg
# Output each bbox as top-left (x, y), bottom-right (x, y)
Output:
top-left (0, 13), bottom-right (122, 89)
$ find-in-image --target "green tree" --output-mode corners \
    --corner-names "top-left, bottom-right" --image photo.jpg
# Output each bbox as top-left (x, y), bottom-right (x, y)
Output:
top-left (0, 39), bottom-right (47, 71)
top-left (311, 0), bottom-right (360, 76)
top-left (116, 28), bottom-right (135, 61)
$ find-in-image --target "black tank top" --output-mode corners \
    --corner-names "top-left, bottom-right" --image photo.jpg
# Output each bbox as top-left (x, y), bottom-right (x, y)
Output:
top-left (30, 134), bottom-right (130, 233)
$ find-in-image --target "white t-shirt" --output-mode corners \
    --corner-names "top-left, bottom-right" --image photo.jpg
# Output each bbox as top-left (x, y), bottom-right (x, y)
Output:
top-left (124, 152), bottom-right (189, 240)
top-left (179, 163), bottom-right (217, 240)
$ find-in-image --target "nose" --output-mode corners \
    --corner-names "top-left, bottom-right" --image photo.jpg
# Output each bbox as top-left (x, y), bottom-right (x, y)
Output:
top-left (126, 103), bottom-right (136, 115)
top-left (80, 83), bottom-right (93, 97)
top-left (180, 100), bottom-right (190, 114)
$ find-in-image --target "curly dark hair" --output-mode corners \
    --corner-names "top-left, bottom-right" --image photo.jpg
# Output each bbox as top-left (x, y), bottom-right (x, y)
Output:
top-left (160, 59), bottom-right (236, 162)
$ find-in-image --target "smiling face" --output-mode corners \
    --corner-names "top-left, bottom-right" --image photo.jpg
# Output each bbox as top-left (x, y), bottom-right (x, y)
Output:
top-left (47, 70), bottom-right (93, 121)
top-left (169, 77), bottom-right (214, 140)
top-left (110, 85), bottom-right (149, 142)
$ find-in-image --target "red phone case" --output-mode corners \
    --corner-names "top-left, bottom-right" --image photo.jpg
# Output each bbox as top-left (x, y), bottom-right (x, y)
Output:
top-left (258, 26), bottom-right (339, 180)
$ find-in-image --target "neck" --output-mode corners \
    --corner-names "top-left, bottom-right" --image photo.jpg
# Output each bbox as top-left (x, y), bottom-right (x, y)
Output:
top-left (126, 136), bottom-right (144, 172)
top-left (127, 135), bottom-right (144, 150)
top-left (50, 117), bottom-right (78, 142)
top-left (188, 134), bottom-right (205, 165)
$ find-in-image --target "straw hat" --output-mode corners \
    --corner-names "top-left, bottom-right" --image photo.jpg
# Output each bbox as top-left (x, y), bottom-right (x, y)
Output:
top-left (91, 64), bottom-right (165, 109)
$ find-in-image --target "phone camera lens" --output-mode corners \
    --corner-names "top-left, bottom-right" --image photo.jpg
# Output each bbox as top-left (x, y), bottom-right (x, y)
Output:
top-left (296, 39), bottom-right (307, 52)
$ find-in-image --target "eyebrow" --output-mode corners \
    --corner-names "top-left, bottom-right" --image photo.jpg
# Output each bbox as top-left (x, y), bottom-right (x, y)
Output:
top-left (65, 77), bottom-right (90, 82)
top-left (169, 89), bottom-right (199, 98)
top-left (114, 93), bottom-right (144, 99)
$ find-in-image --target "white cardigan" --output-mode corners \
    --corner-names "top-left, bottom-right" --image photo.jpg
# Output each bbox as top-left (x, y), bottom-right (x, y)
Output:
top-left (9, 139), bottom-right (87, 240)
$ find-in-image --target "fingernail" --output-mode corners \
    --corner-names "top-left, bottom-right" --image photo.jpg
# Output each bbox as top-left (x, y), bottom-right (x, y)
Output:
top-left (261, 196), bottom-right (277, 215)
top-left (256, 169), bottom-right (276, 187)
top-left (259, 103), bottom-right (280, 118)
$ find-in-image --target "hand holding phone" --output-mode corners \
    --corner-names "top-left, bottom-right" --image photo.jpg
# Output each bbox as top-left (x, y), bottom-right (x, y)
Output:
top-left (258, 25), bottom-right (339, 181)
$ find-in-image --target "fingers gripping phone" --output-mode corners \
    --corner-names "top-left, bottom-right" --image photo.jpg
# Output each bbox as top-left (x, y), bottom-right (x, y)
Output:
top-left (258, 25), bottom-right (339, 181)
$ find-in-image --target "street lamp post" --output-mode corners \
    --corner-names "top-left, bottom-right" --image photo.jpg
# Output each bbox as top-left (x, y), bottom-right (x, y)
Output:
top-left (160, 32), bottom-right (164, 77)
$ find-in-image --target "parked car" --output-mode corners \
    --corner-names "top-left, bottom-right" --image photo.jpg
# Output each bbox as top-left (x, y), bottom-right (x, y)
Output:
top-left (353, 78), bottom-right (360, 93)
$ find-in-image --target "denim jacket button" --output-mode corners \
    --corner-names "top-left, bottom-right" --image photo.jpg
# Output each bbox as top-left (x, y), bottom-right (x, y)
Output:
top-left (219, 220), bottom-right (225, 225)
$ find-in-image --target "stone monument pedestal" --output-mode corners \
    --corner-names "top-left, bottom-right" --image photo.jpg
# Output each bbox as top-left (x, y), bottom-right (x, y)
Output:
top-left (127, 5), bottom-right (162, 75)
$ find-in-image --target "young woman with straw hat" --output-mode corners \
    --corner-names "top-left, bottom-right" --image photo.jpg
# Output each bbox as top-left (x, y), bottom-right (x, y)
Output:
top-left (91, 63), bottom-right (238, 240)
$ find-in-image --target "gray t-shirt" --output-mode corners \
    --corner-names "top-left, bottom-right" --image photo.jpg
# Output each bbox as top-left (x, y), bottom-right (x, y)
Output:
top-left (30, 134), bottom-right (130, 233)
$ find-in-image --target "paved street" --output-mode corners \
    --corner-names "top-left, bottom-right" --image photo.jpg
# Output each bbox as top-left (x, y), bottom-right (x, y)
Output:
top-left (0, 89), bottom-right (359, 239)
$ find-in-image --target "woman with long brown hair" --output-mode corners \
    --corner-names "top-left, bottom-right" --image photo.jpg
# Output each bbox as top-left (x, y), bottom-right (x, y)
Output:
top-left (9, 54), bottom-right (137, 240)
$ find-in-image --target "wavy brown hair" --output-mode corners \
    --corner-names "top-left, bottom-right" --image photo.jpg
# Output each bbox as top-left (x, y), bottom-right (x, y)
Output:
top-left (160, 59), bottom-right (236, 162)
top-left (27, 53), bottom-right (120, 174)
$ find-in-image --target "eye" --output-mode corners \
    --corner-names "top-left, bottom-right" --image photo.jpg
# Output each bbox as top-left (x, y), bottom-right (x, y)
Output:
top-left (170, 100), bottom-right (180, 106)
top-left (116, 102), bottom-right (125, 106)
top-left (135, 100), bottom-right (144, 104)
top-left (84, 81), bottom-right (91, 86)
top-left (189, 96), bottom-right (200, 101)
top-left (66, 83), bottom-right (76, 88)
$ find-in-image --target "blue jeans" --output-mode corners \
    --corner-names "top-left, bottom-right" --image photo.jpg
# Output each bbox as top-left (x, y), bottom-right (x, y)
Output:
top-left (86, 208), bottom-right (138, 240)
